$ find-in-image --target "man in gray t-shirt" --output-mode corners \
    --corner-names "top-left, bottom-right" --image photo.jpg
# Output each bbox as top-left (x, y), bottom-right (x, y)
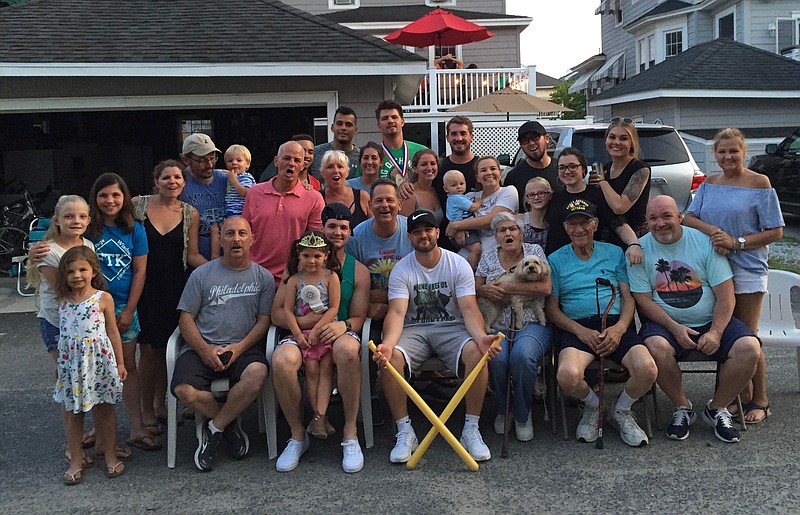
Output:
top-left (172, 216), bottom-right (275, 472)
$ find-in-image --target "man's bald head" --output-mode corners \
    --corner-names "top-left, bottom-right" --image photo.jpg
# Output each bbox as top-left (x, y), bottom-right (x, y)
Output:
top-left (646, 195), bottom-right (683, 244)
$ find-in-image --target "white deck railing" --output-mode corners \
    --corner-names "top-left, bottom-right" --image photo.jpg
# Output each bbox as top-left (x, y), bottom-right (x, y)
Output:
top-left (404, 66), bottom-right (536, 113)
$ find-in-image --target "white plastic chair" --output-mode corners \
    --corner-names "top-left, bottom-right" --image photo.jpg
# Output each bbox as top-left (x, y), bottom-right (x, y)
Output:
top-left (165, 326), bottom-right (270, 469)
top-left (759, 269), bottom-right (800, 392)
top-left (264, 318), bottom-right (374, 460)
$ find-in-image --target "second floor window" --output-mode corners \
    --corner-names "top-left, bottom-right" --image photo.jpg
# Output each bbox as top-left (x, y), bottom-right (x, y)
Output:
top-left (718, 13), bottom-right (734, 39)
top-left (665, 30), bottom-right (683, 57)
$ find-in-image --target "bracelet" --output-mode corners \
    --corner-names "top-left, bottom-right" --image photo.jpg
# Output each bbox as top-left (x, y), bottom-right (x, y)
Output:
top-left (627, 243), bottom-right (641, 249)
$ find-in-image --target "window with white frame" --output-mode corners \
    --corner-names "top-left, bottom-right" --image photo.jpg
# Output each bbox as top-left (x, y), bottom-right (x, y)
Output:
top-left (615, 0), bottom-right (624, 26)
top-left (776, 17), bottom-right (800, 54)
top-left (715, 7), bottom-right (735, 39)
top-left (638, 34), bottom-right (656, 72)
top-left (665, 30), bottom-right (684, 57)
top-left (648, 34), bottom-right (656, 67)
top-left (329, 0), bottom-right (359, 9)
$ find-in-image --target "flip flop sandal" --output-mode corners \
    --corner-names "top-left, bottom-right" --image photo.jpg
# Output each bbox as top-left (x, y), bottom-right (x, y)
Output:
top-left (94, 446), bottom-right (134, 462)
top-left (63, 468), bottom-right (83, 486)
top-left (105, 462), bottom-right (125, 479)
top-left (126, 435), bottom-right (162, 452)
top-left (145, 422), bottom-right (165, 436)
top-left (64, 453), bottom-right (94, 470)
top-left (743, 403), bottom-right (771, 424)
top-left (81, 430), bottom-right (96, 449)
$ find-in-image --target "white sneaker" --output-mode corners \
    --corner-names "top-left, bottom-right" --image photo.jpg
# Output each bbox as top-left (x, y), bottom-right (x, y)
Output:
top-left (389, 430), bottom-right (418, 463)
top-left (341, 439), bottom-right (364, 473)
top-left (460, 425), bottom-right (491, 461)
top-left (515, 411), bottom-right (534, 442)
top-left (493, 414), bottom-right (511, 435)
top-left (576, 405), bottom-right (600, 443)
top-left (276, 436), bottom-right (310, 472)
top-left (611, 409), bottom-right (649, 447)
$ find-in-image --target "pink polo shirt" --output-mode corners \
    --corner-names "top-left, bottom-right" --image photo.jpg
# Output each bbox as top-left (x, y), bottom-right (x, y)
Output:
top-left (243, 178), bottom-right (324, 286)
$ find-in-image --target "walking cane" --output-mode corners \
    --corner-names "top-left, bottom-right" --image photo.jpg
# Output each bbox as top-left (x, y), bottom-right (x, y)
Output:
top-left (501, 313), bottom-right (516, 458)
top-left (595, 278), bottom-right (616, 450)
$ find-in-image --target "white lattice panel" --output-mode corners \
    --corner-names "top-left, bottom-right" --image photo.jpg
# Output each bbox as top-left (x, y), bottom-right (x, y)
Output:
top-left (471, 124), bottom-right (520, 158)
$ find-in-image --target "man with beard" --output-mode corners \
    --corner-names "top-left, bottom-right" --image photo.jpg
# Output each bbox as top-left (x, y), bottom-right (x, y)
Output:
top-left (373, 209), bottom-right (499, 464)
top-left (310, 106), bottom-right (361, 180)
top-left (503, 121), bottom-right (561, 210)
top-left (375, 100), bottom-right (428, 186)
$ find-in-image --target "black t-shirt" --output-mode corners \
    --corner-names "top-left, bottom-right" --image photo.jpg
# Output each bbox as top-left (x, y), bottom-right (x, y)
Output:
top-left (503, 159), bottom-right (561, 212)
top-left (604, 158), bottom-right (651, 239)
top-left (544, 187), bottom-right (624, 255)
top-left (435, 155), bottom-right (480, 251)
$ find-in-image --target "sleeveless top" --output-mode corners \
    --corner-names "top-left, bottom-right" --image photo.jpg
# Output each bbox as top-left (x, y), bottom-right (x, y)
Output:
top-left (323, 188), bottom-right (369, 229)
top-left (134, 195), bottom-right (194, 269)
top-left (413, 191), bottom-right (444, 226)
top-left (604, 158), bottom-right (650, 236)
top-left (294, 271), bottom-right (331, 316)
top-left (337, 253), bottom-right (356, 321)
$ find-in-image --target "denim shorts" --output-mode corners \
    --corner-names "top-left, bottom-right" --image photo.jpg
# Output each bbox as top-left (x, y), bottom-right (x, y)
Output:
top-left (114, 302), bottom-right (141, 343)
top-left (39, 318), bottom-right (59, 353)
top-left (639, 317), bottom-right (755, 364)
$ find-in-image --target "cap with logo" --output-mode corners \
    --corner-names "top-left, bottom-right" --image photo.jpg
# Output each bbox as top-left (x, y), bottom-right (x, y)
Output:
top-left (518, 121), bottom-right (547, 140)
top-left (182, 133), bottom-right (221, 156)
top-left (407, 209), bottom-right (438, 232)
top-left (563, 199), bottom-right (597, 221)
top-left (321, 203), bottom-right (352, 224)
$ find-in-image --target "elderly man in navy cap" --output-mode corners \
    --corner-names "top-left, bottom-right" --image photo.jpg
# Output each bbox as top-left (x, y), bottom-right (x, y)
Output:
top-left (270, 203), bottom-right (370, 474)
top-left (373, 209), bottom-right (500, 465)
top-left (545, 200), bottom-right (656, 448)
top-left (503, 120), bottom-right (561, 210)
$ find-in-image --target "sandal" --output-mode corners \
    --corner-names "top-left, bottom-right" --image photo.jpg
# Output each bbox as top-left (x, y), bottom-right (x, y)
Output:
top-left (126, 435), bottom-right (162, 452)
top-left (64, 453), bottom-right (94, 470)
top-left (105, 462), bottom-right (125, 479)
top-left (743, 403), bottom-right (771, 424)
top-left (145, 422), bottom-right (165, 436)
top-left (94, 446), bottom-right (133, 462)
top-left (63, 468), bottom-right (83, 486)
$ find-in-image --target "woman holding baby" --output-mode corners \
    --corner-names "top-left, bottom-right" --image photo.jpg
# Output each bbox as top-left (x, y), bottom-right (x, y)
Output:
top-left (475, 211), bottom-right (552, 442)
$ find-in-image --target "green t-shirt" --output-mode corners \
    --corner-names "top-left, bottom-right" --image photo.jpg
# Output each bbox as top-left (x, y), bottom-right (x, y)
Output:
top-left (378, 141), bottom-right (429, 183)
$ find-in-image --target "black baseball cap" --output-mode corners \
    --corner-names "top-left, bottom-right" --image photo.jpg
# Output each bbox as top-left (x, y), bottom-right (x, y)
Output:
top-left (518, 121), bottom-right (546, 140)
top-left (321, 203), bottom-right (351, 224)
top-left (407, 209), bottom-right (437, 232)
top-left (563, 199), bottom-right (597, 221)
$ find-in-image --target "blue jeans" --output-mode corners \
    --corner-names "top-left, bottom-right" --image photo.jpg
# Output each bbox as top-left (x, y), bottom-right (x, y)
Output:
top-left (489, 322), bottom-right (552, 422)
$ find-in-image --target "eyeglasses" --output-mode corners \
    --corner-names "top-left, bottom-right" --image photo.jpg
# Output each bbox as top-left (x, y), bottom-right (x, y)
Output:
top-left (525, 191), bottom-right (551, 199)
top-left (189, 154), bottom-right (218, 165)
top-left (610, 117), bottom-right (635, 125)
top-left (518, 133), bottom-right (544, 145)
top-left (557, 163), bottom-right (582, 173)
top-left (495, 225), bottom-right (520, 234)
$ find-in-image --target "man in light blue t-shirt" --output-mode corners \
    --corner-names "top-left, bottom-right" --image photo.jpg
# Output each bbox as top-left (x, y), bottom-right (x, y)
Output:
top-left (628, 196), bottom-right (760, 444)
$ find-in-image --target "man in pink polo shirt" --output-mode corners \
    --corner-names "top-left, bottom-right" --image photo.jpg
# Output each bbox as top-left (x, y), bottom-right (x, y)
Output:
top-left (243, 141), bottom-right (324, 287)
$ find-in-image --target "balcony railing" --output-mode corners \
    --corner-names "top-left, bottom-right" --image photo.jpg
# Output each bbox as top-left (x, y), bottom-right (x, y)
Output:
top-left (403, 66), bottom-right (536, 113)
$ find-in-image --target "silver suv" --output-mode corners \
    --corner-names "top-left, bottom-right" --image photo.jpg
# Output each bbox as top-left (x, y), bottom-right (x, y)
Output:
top-left (506, 124), bottom-right (706, 211)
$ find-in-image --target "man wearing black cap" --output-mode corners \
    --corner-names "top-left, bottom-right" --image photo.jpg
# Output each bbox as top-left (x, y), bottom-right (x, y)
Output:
top-left (503, 120), bottom-right (560, 210)
top-left (545, 200), bottom-right (656, 448)
top-left (270, 203), bottom-right (370, 473)
top-left (373, 209), bottom-right (500, 464)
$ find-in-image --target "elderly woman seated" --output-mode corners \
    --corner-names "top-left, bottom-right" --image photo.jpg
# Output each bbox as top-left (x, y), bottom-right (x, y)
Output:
top-left (545, 200), bottom-right (656, 448)
top-left (475, 212), bottom-right (552, 442)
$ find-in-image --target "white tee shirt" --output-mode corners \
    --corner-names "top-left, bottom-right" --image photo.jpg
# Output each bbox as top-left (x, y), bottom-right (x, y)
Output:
top-left (37, 238), bottom-right (95, 326)
top-left (389, 249), bottom-right (475, 326)
top-left (466, 186), bottom-right (519, 249)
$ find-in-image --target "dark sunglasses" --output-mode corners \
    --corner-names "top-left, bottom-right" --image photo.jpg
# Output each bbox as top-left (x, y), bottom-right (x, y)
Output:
top-left (610, 117), bottom-right (635, 125)
top-left (518, 133), bottom-right (544, 144)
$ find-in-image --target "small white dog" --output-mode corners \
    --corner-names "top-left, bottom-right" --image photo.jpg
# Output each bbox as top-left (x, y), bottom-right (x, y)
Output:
top-left (477, 255), bottom-right (550, 332)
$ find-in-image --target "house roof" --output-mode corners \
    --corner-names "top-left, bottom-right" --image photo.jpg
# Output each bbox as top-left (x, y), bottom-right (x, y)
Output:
top-left (536, 72), bottom-right (561, 88)
top-left (628, 0), bottom-right (692, 25)
top-left (592, 39), bottom-right (800, 103)
top-left (323, 5), bottom-right (527, 24)
top-left (0, 0), bottom-right (424, 64)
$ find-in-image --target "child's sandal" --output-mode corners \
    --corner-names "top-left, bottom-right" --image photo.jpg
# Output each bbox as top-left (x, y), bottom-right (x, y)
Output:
top-left (63, 468), bottom-right (83, 486)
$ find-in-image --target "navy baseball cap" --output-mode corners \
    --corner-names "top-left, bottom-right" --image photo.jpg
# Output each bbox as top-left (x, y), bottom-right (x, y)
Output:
top-left (321, 203), bottom-right (351, 224)
top-left (563, 199), bottom-right (597, 221)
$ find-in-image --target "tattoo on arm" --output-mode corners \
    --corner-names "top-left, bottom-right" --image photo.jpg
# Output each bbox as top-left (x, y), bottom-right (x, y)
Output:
top-left (623, 168), bottom-right (649, 203)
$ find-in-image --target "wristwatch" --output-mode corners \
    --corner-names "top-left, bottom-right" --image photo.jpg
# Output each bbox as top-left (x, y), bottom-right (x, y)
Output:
top-left (737, 237), bottom-right (746, 250)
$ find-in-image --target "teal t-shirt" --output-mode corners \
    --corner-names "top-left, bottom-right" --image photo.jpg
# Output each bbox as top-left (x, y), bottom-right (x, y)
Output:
top-left (549, 241), bottom-right (627, 320)
top-left (378, 141), bottom-right (429, 183)
top-left (627, 226), bottom-right (732, 327)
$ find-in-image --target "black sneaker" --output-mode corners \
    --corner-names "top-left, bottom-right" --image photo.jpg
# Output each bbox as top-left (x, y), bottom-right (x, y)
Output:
top-left (195, 422), bottom-right (223, 472)
top-left (702, 403), bottom-right (740, 443)
top-left (666, 406), bottom-right (696, 441)
top-left (223, 418), bottom-right (249, 460)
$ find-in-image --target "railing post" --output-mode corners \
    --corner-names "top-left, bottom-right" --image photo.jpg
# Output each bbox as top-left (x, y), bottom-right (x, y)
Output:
top-left (428, 68), bottom-right (439, 113)
top-left (526, 65), bottom-right (536, 95)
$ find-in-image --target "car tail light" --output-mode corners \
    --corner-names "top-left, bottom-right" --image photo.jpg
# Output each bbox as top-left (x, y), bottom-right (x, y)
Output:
top-left (690, 173), bottom-right (706, 192)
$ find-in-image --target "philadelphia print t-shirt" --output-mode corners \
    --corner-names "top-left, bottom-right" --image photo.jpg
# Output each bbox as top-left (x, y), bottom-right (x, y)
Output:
top-left (388, 249), bottom-right (475, 326)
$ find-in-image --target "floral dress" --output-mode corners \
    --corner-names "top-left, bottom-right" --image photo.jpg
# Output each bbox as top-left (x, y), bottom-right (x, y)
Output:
top-left (53, 291), bottom-right (122, 413)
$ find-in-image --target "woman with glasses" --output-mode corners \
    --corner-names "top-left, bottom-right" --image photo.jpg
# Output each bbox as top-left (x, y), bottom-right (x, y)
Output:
top-left (683, 128), bottom-right (784, 424)
top-left (591, 117), bottom-right (651, 243)
top-left (519, 177), bottom-right (552, 248)
top-left (475, 212), bottom-right (552, 442)
top-left (546, 148), bottom-right (642, 266)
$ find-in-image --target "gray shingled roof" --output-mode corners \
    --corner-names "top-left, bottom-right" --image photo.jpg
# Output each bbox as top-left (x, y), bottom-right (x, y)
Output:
top-left (593, 38), bottom-right (800, 100)
top-left (0, 0), bottom-right (424, 63)
top-left (536, 72), bottom-right (561, 88)
top-left (324, 5), bottom-right (526, 23)
top-left (628, 0), bottom-right (692, 25)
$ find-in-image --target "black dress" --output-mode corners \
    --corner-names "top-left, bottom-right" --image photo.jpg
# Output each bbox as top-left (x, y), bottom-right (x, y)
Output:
top-left (137, 218), bottom-right (186, 349)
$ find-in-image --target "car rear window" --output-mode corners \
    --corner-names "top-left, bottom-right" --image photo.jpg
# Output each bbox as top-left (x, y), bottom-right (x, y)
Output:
top-left (571, 129), bottom-right (690, 166)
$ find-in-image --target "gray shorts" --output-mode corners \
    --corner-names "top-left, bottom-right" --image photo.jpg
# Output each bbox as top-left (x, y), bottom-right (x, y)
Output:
top-left (395, 322), bottom-right (473, 379)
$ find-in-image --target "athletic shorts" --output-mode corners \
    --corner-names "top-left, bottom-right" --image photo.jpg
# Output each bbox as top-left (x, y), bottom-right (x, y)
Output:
top-left (395, 322), bottom-right (472, 379)
top-left (557, 315), bottom-right (643, 364)
top-left (114, 302), bottom-right (140, 343)
top-left (170, 345), bottom-right (268, 396)
top-left (39, 318), bottom-right (59, 353)
top-left (638, 317), bottom-right (755, 364)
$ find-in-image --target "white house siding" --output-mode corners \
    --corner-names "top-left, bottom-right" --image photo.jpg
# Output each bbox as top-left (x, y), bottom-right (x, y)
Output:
top-left (283, 0), bottom-right (324, 15)
top-left (463, 27), bottom-right (522, 68)
top-left (748, 0), bottom-right (799, 53)
top-left (286, 0), bottom-right (506, 16)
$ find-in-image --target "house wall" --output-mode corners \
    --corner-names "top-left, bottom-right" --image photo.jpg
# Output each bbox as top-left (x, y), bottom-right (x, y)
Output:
top-left (748, 0), bottom-right (799, 53)
top-left (459, 26), bottom-right (522, 68)
top-left (283, 0), bottom-right (506, 16)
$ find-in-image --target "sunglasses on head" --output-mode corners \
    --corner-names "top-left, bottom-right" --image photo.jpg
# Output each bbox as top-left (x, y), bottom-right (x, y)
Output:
top-left (610, 117), bottom-right (635, 125)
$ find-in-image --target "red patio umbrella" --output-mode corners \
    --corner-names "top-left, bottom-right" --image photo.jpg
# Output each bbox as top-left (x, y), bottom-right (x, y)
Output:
top-left (385, 8), bottom-right (495, 48)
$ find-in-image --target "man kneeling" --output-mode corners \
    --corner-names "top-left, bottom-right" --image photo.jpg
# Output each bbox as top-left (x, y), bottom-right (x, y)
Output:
top-left (172, 217), bottom-right (275, 471)
top-left (374, 210), bottom-right (499, 463)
